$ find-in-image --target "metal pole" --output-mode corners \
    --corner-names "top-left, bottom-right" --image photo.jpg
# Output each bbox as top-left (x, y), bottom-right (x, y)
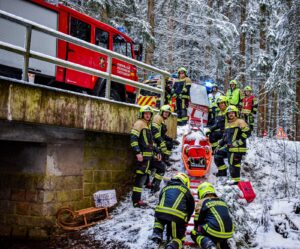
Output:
top-left (160, 74), bottom-right (165, 107)
top-left (105, 56), bottom-right (112, 99)
top-left (135, 88), bottom-right (141, 104)
top-left (22, 25), bottom-right (32, 81)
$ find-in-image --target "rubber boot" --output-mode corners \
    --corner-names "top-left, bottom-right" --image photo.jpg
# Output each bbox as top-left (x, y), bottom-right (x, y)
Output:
top-left (201, 237), bottom-right (217, 249)
top-left (151, 230), bottom-right (163, 244)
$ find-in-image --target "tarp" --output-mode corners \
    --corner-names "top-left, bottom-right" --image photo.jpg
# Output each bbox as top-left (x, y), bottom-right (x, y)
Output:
top-left (188, 83), bottom-right (209, 127)
top-left (190, 83), bottom-right (209, 107)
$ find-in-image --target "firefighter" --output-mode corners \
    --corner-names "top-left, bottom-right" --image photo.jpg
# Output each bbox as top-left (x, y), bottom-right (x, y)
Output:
top-left (226, 80), bottom-right (243, 108)
top-left (151, 172), bottom-right (195, 249)
top-left (171, 67), bottom-right (192, 126)
top-left (205, 96), bottom-right (229, 153)
top-left (191, 182), bottom-right (234, 249)
top-left (130, 105), bottom-right (162, 207)
top-left (152, 105), bottom-right (174, 167)
top-left (214, 105), bottom-right (251, 183)
top-left (207, 84), bottom-right (222, 126)
top-left (241, 86), bottom-right (257, 132)
top-left (165, 78), bottom-right (174, 106)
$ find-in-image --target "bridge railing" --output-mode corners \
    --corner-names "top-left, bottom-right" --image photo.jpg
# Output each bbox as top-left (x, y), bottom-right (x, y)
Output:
top-left (0, 9), bottom-right (170, 104)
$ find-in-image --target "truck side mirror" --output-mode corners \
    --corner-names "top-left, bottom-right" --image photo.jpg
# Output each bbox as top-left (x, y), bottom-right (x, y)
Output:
top-left (134, 44), bottom-right (143, 61)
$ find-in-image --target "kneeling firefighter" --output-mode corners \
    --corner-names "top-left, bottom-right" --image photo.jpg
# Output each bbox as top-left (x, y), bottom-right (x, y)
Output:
top-left (151, 172), bottom-right (195, 249)
top-left (191, 182), bottom-right (234, 249)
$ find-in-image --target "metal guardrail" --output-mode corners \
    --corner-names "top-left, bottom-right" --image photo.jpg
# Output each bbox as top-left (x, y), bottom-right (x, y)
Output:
top-left (0, 9), bottom-right (170, 104)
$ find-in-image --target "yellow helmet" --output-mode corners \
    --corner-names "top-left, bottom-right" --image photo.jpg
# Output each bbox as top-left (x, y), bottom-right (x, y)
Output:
top-left (244, 86), bottom-right (252, 91)
top-left (177, 67), bottom-right (188, 77)
top-left (229, 80), bottom-right (238, 86)
top-left (160, 105), bottom-right (172, 115)
top-left (197, 182), bottom-right (216, 199)
top-left (173, 172), bottom-right (190, 188)
top-left (139, 105), bottom-right (153, 118)
top-left (226, 105), bottom-right (239, 115)
top-left (216, 96), bottom-right (228, 106)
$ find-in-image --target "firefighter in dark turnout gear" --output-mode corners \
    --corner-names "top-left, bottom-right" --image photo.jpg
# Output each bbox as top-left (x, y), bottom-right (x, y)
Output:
top-left (241, 86), bottom-right (257, 133)
top-left (191, 182), bottom-right (234, 249)
top-left (214, 105), bottom-right (251, 183)
top-left (130, 105), bottom-right (162, 207)
top-left (171, 67), bottom-right (192, 126)
top-left (151, 173), bottom-right (195, 249)
top-left (206, 96), bottom-right (229, 153)
top-left (152, 105), bottom-right (174, 167)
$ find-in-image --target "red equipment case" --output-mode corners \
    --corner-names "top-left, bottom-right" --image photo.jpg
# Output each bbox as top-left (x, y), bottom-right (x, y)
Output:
top-left (238, 181), bottom-right (256, 203)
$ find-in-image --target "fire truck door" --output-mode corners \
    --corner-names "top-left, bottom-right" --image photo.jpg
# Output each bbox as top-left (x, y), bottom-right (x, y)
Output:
top-left (65, 17), bottom-right (95, 90)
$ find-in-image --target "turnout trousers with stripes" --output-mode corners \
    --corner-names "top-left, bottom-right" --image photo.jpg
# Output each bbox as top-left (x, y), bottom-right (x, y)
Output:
top-left (132, 158), bottom-right (150, 205)
top-left (153, 217), bottom-right (186, 249)
top-left (175, 98), bottom-right (188, 126)
top-left (214, 149), bottom-right (243, 183)
top-left (132, 158), bottom-right (165, 204)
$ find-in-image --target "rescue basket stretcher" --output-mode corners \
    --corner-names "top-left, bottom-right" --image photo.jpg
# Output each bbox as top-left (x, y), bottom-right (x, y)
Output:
top-left (181, 130), bottom-right (213, 177)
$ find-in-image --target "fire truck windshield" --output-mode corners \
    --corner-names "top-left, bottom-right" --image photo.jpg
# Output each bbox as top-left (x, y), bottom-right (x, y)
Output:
top-left (113, 35), bottom-right (133, 58)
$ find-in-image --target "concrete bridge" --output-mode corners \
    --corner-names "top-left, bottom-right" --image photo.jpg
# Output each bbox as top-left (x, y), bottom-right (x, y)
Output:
top-left (0, 77), bottom-right (177, 238)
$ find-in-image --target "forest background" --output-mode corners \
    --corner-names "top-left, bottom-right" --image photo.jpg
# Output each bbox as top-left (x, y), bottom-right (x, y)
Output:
top-left (61, 0), bottom-right (300, 140)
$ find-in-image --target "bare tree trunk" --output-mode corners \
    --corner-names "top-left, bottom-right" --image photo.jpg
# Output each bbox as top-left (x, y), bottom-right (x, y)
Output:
top-left (296, 76), bottom-right (300, 141)
top-left (257, 3), bottom-right (268, 136)
top-left (239, 0), bottom-right (246, 84)
top-left (272, 92), bottom-right (278, 136)
top-left (145, 0), bottom-right (155, 65)
top-left (205, 0), bottom-right (213, 73)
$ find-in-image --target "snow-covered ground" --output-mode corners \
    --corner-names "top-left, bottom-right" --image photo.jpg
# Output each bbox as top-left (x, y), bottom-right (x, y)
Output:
top-left (83, 126), bottom-right (300, 249)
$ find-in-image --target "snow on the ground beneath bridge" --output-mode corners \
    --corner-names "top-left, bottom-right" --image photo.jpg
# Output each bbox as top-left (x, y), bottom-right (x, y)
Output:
top-left (83, 126), bottom-right (300, 249)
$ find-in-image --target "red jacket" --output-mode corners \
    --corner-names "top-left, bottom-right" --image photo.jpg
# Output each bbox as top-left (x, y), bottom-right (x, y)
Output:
top-left (242, 95), bottom-right (257, 114)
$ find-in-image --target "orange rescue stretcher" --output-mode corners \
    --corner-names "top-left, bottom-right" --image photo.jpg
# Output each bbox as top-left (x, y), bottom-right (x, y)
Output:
top-left (181, 130), bottom-right (213, 177)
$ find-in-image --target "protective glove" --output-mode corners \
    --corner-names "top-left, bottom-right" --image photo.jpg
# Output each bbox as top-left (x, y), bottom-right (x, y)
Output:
top-left (190, 229), bottom-right (198, 243)
top-left (179, 94), bottom-right (182, 99)
top-left (205, 128), bottom-right (211, 136)
top-left (215, 145), bottom-right (227, 153)
top-left (182, 87), bottom-right (187, 93)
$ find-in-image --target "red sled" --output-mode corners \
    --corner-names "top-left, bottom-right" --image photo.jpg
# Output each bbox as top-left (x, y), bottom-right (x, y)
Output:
top-left (238, 181), bottom-right (256, 203)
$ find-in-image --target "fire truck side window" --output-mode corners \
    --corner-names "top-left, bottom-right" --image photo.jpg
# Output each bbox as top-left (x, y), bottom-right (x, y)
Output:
top-left (113, 35), bottom-right (127, 56)
top-left (127, 43), bottom-right (133, 58)
top-left (70, 17), bottom-right (91, 42)
top-left (95, 28), bottom-right (109, 49)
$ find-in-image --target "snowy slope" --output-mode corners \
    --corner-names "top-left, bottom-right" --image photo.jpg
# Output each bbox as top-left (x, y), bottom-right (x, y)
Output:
top-left (83, 126), bottom-right (300, 249)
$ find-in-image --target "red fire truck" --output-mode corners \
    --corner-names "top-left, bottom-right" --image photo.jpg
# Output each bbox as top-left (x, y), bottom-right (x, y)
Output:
top-left (0, 0), bottom-right (142, 102)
